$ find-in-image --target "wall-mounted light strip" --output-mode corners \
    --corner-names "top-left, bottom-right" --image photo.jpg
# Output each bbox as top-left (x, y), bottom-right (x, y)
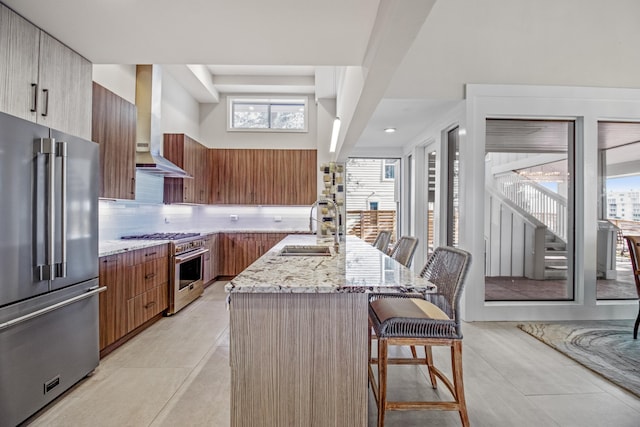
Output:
top-left (329, 117), bottom-right (341, 153)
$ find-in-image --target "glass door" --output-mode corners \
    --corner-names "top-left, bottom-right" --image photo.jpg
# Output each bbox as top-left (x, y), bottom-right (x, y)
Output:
top-left (596, 121), bottom-right (640, 300)
top-left (483, 119), bottom-right (575, 301)
top-left (425, 148), bottom-right (437, 256)
top-left (446, 127), bottom-right (459, 247)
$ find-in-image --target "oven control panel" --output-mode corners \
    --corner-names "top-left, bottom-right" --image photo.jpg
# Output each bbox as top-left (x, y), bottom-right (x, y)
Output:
top-left (174, 239), bottom-right (205, 255)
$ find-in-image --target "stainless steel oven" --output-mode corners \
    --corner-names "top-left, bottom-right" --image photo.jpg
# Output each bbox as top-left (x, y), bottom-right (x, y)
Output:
top-left (168, 238), bottom-right (208, 315)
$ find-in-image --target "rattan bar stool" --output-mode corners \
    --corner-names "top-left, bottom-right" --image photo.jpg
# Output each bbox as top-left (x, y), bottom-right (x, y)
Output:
top-left (372, 230), bottom-right (392, 253)
top-left (388, 236), bottom-right (418, 267)
top-left (368, 246), bottom-right (472, 427)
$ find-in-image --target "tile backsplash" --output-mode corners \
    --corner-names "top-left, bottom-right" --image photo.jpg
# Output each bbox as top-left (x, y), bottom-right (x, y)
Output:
top-left (99, 200), bottom-right (311, 240)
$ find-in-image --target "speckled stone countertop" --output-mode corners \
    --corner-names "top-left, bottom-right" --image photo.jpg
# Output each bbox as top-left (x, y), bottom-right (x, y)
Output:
top-left (98, 229), bottom-right (310, 257)
top-left (99, 239), bottom-right (170, 257)
top-left (226, 235), bottom-right (435, 294)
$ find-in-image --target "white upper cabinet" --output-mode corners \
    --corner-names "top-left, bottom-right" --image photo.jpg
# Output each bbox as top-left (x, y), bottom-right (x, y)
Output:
top-left (0, 4), bottom-right (92, 139)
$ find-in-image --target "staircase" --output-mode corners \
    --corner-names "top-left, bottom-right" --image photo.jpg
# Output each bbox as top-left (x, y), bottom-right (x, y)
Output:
top-left (544, 232), bottom-right (567, 279)
top-left (493, 170), bottom-right (569, 279)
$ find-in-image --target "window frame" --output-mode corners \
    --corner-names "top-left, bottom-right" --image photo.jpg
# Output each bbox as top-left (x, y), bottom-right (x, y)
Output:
top-left (227, 95), bottom-right (308, 133)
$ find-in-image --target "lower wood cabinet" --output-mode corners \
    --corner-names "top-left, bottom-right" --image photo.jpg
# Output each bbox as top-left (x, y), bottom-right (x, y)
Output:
top-left (203, 233), bottom-right (218, 285)
top-left (98, 243), bottom-right (169, 355)
top-left (98, 255), bottom-right (125, 351)
top-left (218, 233), bottom-right (290, 276)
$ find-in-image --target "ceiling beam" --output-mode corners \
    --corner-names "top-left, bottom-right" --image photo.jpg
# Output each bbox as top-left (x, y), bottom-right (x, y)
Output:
top-left (334, 0), bottom-right (437, 161)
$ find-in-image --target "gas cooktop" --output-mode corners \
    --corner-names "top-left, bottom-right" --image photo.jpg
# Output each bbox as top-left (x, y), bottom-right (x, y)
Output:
top-left (120, 232), bottom-right (200, 241)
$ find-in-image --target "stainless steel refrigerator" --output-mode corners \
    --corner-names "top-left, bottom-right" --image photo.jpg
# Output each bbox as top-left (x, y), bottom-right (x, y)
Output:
top-left (0, 111), bottom-right (101, 426)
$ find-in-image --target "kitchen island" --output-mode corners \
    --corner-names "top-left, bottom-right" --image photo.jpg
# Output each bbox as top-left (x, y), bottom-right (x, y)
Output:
top-left (225, 235), bottom-right (435, 427)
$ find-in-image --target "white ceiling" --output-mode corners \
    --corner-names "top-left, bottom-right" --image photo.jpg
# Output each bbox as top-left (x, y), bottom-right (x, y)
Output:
top-left (5, 0), bottom-right (640, 156)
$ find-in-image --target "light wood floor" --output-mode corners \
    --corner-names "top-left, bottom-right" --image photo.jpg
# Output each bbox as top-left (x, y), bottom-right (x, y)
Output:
top-left (25, 281), bottom-right (640, 427)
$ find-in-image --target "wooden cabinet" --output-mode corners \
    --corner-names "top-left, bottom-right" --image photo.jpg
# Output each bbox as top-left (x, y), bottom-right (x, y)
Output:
top-left (36, 32), bottom-right (92, 139)
top-left (203, 233), bottom-right (218, 285)
top-left (98, 244), bottom-right (169, 355)
top-left (0, 3), bottom-right (39, 123)
top-left (0, 4), bottom-right (92, 138)
top-left (125, 245), bottom-right (169, 333)
top-left (164, 134), bottom-right (210, 204)
top-left (218, 232), bottom-right (289, 276)
top-left (210, 149), bottom-right (317, 205)
top-left (98, 255), bottom-right (125, 351)
top-left (92, 82), bottom-right (137, 199)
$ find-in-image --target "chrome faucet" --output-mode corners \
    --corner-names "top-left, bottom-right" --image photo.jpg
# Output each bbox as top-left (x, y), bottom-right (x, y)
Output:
top-left (309, 198), bottom-right (340, 248)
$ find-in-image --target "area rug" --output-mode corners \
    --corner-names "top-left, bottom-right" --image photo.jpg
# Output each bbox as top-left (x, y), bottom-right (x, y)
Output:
top-left (518, 320), bottom-right (640, 397)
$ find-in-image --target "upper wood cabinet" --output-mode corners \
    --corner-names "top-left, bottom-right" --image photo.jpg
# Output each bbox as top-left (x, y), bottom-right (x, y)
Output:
top-left (0, 4), bottom-right (92, 139)
top-left (164, 134), bottom-right (210, 204)
top-left (92, 82), bottom-right (137, 199)
top-left (210, 149), bottom-right (317, 205)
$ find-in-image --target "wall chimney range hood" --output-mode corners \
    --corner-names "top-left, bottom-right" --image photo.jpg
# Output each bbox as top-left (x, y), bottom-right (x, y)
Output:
top-left (135, 65), bottom-right (192, 178)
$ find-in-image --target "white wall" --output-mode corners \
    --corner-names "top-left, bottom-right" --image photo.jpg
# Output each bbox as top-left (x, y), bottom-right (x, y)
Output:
top-left (92, 64), bottom-right (137, 103)
top-left (161, 69), bottom-right (200, 140)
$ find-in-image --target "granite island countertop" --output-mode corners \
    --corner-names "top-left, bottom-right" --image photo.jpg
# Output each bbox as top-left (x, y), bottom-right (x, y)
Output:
top-left (225, 234), bottom-right (435, 294)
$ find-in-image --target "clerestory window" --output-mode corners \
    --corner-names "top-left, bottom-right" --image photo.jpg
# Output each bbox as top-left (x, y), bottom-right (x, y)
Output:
top-left (228, 96), bottom-right (307, 132)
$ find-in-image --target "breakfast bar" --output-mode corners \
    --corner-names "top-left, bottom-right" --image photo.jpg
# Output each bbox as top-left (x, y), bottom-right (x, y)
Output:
top-left (225, 235), bottom-right (435, 427)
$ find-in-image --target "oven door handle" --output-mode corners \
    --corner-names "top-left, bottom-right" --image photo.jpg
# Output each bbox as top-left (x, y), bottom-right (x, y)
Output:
top-left (175, 248), bottom-right (209, 263)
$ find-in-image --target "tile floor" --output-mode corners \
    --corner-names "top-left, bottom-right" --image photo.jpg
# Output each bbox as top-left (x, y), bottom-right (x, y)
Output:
top-left (24, 281), bottom-right (640, 427)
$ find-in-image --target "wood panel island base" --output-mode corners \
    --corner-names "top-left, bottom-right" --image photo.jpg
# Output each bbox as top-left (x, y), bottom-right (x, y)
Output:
top-left (230, 292), bottom-right (368, 426)
top-left (226, 235), bottom-right (435, 426)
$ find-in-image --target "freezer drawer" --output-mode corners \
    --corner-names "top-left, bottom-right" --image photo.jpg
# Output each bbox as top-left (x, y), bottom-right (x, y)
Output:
top-left (0, 279), bottom-right (101, 426)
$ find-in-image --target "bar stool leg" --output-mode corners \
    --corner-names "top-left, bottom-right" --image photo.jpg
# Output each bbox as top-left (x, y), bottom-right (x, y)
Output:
top-left (425, 345), bottom-right (437, 388)
top-left (451, 340), bottom-right (470, 427)
top-left (377, 338), bottom-right (388, 427)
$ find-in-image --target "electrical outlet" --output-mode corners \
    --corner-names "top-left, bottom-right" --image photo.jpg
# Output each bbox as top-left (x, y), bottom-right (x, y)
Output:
top-left (230, 214), bottom-right (239, 221)
top-left (274, 216), bottom-right (282, 222)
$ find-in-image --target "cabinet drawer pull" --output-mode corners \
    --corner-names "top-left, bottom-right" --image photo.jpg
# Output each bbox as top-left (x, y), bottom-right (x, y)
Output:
top-left (130, 177), bottom-right (135, 195)
top-left (41, 88), bottom-right (49, 117)
top-left (31, 83), bottom-right (38, 112)
top-left (144, 301), bottom-right (156, 309)
top-left (145, 273), bottom-right (156, 280)
top-left (145, 252), bottom-right (157, 257)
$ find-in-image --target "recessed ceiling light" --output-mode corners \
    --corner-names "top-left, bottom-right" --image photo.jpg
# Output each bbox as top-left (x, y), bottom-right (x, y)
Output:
top-left (384, 128), bottom-right (396, 133)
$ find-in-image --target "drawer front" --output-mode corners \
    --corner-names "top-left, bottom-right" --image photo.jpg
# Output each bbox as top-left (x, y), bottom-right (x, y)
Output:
top-left (133, 244), bottom-right (168, 264)
top-left (127, 285), bottom-right (168, 332)
top-left (127, 258), bottom-right (168, 299)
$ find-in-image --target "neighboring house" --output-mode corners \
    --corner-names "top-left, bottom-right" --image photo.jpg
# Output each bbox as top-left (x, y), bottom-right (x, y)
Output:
top-left (345, 158), bottom-right (398, 211)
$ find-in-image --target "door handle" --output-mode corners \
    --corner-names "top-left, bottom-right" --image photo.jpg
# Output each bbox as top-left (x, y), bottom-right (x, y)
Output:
top-left (34, 138), bottom-right (56, 281)
top-left (0, 286), bottom-right (107, 332)
top-left (31, 83), bottom-right (38, 113)
top-left (56, 141), bottom-right (68, 278)
top-left (41, 88), bottom-right (49, 117)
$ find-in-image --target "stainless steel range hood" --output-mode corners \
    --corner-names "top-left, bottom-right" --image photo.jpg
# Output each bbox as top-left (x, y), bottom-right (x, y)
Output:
top-left (135, 65), bottom-right (191, 178)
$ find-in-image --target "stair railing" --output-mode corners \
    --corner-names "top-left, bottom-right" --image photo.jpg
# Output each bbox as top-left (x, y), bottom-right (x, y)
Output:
top-left (494, 171), bottom-right (567, 242)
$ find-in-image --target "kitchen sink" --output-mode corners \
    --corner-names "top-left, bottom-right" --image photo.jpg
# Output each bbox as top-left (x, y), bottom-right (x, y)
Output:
top-left (278, 245), bottom-right (332, 256)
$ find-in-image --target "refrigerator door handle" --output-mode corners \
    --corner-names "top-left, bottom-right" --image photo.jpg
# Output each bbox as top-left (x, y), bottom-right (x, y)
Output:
top-left (34, 138), bottom-right (56, 281)
top-left (0, 286), bottom-right (107, 332)
top-left (56, 141), bottom-right (68, 278)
